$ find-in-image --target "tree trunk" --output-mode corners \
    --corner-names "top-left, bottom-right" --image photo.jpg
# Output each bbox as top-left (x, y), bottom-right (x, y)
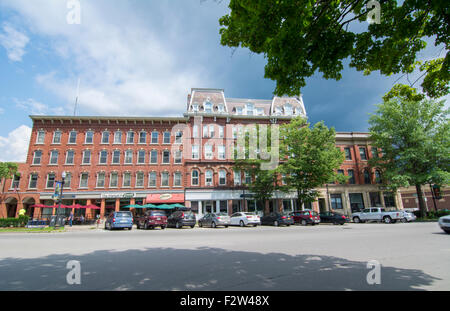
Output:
top-left (415, 184), bottom-right (427, 218)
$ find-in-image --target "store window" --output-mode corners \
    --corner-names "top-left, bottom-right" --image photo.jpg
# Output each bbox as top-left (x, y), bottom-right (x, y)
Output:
top-left (330, 194), bottom-right (343, 209)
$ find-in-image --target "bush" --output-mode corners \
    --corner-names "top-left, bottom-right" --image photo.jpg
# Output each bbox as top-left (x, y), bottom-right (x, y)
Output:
top-left (424, 210), bottom-right (450, 219)
top-left (0, 216), bottom-right (30, 228)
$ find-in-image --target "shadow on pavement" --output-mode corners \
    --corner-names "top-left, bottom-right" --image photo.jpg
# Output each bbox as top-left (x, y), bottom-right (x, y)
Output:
top-left (0, 247), bottom-right (440, 291)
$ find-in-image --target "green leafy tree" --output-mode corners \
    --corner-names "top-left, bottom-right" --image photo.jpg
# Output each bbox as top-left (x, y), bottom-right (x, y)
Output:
top-left (278, 117), bottom-right (347, 209)
top-left (368, 84), bottom-right (450, 217)
top-left (0, 162), bottom-right (19, 216)
top-left (219, 0), bottom-right (449, 98)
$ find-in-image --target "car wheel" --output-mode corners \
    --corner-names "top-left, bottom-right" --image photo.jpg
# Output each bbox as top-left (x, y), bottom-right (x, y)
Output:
top-left (383, 216), bottom-right (392, 224)
top-left (190, 225), bottom-right (195, 228)
top-left (129, 226), bottom-right (132, 230)
top-left (240, 220), bottom-right (245, 227)
top-left (301, 219), bottom-right (307, 226)
top-left (274, 220), bottom-right (279, 227)
top-left (176, 222), bottom-right (181, 229)
top-left (212, 222), bottom-right (217, 228)
top-left (444, 229), bottom-right (450, 234)
top-left (401, 218), bottom-right (407, 223)
top-left (353, 217), bottom-right (361, 223)
top-left (199, 222), bottom-right (203, 228)
top-left (144, 222), bottom-right (149, 230)
top-left (225, 225), bottom-right (228, 228)
top-left (161, 226), bottom-right (165, 230)
top-left (136, 222), bottom-right (140, 229)
top-left (253, 224), bottom-right (258, 227)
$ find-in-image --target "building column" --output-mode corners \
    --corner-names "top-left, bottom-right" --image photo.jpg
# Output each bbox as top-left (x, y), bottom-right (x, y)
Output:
top-left (115, 198), bottom-right (120, 212)
top-left (100, 199), bottom-right (106, 218)
top-left (15, 201), bottom-right (24, 218)
top-left (363, 192), bottom-right (371, 208)
top-left (395, 190), bottom-right (404, 210)
top-left (198, 201), bottom-right (203, 219)
top-left (0, 201), bottom-right (7, 218)
top-left (227, 200), bottom-right (233, 216)
top-left (216, 200), bottom-right (220, 213)
top-left (343, 189), bottom-right (351, 217)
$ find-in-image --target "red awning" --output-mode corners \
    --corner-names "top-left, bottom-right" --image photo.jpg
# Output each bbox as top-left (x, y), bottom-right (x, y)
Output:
top-left (145, 193), bottom-right (185, 204)
top-left (32, 204), bottom-right (100, 209)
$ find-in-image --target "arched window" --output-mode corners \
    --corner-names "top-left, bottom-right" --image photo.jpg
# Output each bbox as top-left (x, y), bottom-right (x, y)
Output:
top-left (364, 169), bottom-right (371, 184)
top-left (205, 170), bottom-right (213, 186)
top-left (191, 170), bottom-right (199, 186)
top-left (219, 170), bottom-right (226, 185)
top-left (375, 170), bottom-right (382, 184)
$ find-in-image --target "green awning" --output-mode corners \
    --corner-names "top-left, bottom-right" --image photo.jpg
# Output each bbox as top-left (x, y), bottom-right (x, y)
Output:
top-left (123, 204), bottom-right (156, 209)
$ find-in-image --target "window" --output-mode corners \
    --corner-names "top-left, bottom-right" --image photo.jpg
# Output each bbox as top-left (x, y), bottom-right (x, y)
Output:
top-left (79, 173), bottom-right (89, 188)
top-left (174, 172), bottom-right (182, 187)
top-left (203, 125), bottom-right (208, 138)
top-left (149, 172), bottom-right (157, 187)
top-left (192, 104), bottom-right (199, 112)
top-left (112, 150), bottom-right (121, 164)
top-left (101, 131), bottom-right (110, 144)
top-left (275, 106), bottom-right (282, 115)
top-left (337, 169), bottom-right (344, 184)
top-left (205, 170), bottom-right (213, 186)
top-left (82, 150), bottom-right (91, 164)
top-left (192, 145), bottom-right (199, 159)
top-left (114, 131), bottom-right (122, 144)
top-left (11, 175), bottom-right (20, 189)
top-left (330, 194), bottom-right (343, 209)
top-left (46, 173), bottom-right (56, 189)
top-left (36, 131), bottom-right (45, 144)
top-left (218, 145), bottom-right (226, 160)
top-left (344, 147), bottom-right (352, 160)
top-left (204, 102), bottom-right (212, 113)
top-left (49, 150), bottom-right (59, 165)
top-left (371, 147), bottom-right (379, 158)
top-left (217, 104), bottom-right (225, 113)
top-left (281, 174), bottom-right (287, 185)
top-left (284, 104), bottom-right (293, 115)
top-left (137, 150), bottom-right (146, 164)
top-left (192, 125), bottom-right (199, 138)
top-left (257, 107), bottom-right (264, 116)
top-left (364, 169), bottom-right (371, 184)
top-left (163, 132), bottom-right (171, 144)
top-left (370, 192), bottom-right (382, 207)
top-left (85, 131), bottom-right (94, 144)
top-left (383, 192), bottom-right (396, 208)
top-left (162, 150), bottom-right (170, 164)
top-left (32, 151), bottom-right (42, 165)
top-left (125, 150), bottom-right (133, 164)
top-left (110, 172), bottom-right (118, 188)
top-left (69, 131), bottom-right (77, 144)
top-left (126, 131), bottom-right (135, 144)
top-left (29, 174), bottom-right (38, 189)
top-left (123, 172), bottom-right (131, 187)
top-left (150, 150), bottom-right (158, 164)
top-left (151, 131), bottom-right (159, 144)
top-left (244, 171), bottom-right (252, 184)
top-left (191, 170), bottom-right (199, 186)
top-left (99, 150), bottom-right (108, 164)
top-left (209, 125), bottom-right (215, 138)
top-left (64, 173), bottom-right (72, 188)
top-left (161, 172), bottom-right (169, 187)
top-left (236, 107), bottom-right (243, 115)
top-left (375, 170), bottom-right (382, 184)
top-left (219, 170), bottom-right (226, 185)
top-left (64, 150), bottom-right (74, 165)
top-left (204, 145), bottom-right (213, 159)
top-left (139, 131), bottom-right (147, 144)
top-left (174, 150), bottom-right (182, 164)
top-left (175, 131), bottom-right (182, 144)
top-left (349, 193), bottom-right (365, 213)
top-left (136, 172), bottom-right (144, 188)
top-left (218, 126), bottom-right (224, 138)
top-left (348, 169), bottom-right (355, 184)
top-left (96, 172), bottom-right (105, 188)
top-left (52, 131), bottom-right (62, 144)
top-left (359, 147), bottom-right (367, 160)
top-left (234, 170), bottom-right (241, 185)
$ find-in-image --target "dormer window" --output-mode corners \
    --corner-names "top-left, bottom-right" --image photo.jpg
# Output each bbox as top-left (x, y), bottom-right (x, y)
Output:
top-left (275, 106), bottom-right (282, 115)
top-left (246, 103), bottom-right (254, 116)
top-left (236, 107), bottom-right (243, 115)
top-left (204, 102), bottom-right (212, 113)
top-left (284, 104), bottom-right (293, 115)
top-left (192, 104), bottom-right (199, 112)
top-left (257, 108), bottom-right (264, 116)
top-left (217, 104), bottom-right (225, 113)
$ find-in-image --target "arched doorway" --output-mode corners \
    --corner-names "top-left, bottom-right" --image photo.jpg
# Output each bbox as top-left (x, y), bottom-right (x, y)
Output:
top-left (5, 197), bottom-right (18, 218)
top-left (22, 197), bottom-right (36, 218)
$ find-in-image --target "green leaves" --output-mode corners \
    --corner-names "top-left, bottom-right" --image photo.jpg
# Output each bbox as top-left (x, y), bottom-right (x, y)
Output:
top-left (220, 0), bottom-right (449, 98)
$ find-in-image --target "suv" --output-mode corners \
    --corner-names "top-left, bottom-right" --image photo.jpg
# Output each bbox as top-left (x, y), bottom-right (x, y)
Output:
top-left (261, 212), bottom-right (294, 226)
top-left (137, 210), bottom-right (168, 230)
top-left (352, 208), bottom-right (403, 224)
top-left (105, 211), bottom-right (133, 230)
top-left (167, 211), bottom-right (196, 229)
top-left (291, 210), bottom-right (320, 226)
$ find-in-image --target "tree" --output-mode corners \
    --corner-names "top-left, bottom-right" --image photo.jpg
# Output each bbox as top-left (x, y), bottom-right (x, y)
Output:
top-left (278, 117), bottom-right (347, 210)
top-left (0, 162), bottom-right (19, 215)
top-left (219, 0), bottom-right (449, 98)
top-left (368, 84), bottom-right (450, 217)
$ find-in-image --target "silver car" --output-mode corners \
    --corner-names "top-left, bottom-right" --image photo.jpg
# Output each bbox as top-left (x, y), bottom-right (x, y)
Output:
top-left (438, 215), bottom-right (450, 234)
top-left (198, 213), bottom-right (231, 228)
top-left (401, 211), bottom-right (417, 223)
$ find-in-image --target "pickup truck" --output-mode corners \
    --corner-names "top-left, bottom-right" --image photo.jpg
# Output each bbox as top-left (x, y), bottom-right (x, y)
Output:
top-left (352, 208), bottom-right (403, 224)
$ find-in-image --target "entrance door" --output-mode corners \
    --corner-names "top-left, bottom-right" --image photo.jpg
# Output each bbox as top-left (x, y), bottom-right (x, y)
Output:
top-left (318, 198), bottom-right (326, 213)
top-left (205, 201), bottom-right (213, 214)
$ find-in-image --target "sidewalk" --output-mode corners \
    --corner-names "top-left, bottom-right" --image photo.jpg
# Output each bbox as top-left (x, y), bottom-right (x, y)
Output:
top-left (64, 224), bottom-right (103, 231)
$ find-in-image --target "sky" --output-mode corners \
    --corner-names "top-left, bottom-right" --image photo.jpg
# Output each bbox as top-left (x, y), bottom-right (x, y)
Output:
top-left (0, 0), bottom-right (447, 162)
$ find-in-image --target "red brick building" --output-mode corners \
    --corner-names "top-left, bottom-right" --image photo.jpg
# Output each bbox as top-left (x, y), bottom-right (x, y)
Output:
top-left (1, 88), bottom-right (409, 220)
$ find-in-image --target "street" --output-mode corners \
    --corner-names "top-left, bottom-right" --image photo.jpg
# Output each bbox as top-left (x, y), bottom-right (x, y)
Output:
top-left (0, 222), bottom-right (448, 291)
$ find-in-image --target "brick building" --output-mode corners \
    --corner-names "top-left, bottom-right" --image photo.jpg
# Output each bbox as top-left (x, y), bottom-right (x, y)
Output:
top-left (1, 88), bottom-right (407, 220)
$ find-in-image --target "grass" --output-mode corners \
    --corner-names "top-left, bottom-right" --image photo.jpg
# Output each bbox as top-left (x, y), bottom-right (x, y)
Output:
top-left (0, 227), bottom-right (66, 233)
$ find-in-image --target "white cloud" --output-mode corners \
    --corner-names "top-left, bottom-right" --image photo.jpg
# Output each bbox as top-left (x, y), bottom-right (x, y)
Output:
top-left (0, 0), bottom-right (207, 116)
top-left (0, 22), bottom-right (29, 62)
top-left (14, 97), bottom-right (66, 115)
top-left (0, 125), bottom-right (32, 162)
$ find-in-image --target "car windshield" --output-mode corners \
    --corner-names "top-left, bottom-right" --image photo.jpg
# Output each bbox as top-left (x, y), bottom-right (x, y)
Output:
top-left (150, 211), bottom-right (166, 216)
top-left (183, 212), bottom-right (195, 219)
top-left (116, 212), bottom-right (132, 218)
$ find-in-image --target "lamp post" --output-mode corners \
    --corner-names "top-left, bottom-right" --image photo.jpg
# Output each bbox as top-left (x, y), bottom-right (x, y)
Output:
top-left (55, 171), bottom-right (66, 228)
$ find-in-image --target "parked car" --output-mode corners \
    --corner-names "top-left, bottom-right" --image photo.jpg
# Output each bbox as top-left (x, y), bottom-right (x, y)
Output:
top-left (438, 215), bottom-right (450, 234)
top-left (198, 213), bottom-right (230, 228)
top-left (230, 212), bottom-right (261, 227)
top-left (167, 211), bottom-right (196, 229)
top-left (319, 212), bottom-right (347, 225)
top-left (136, 210), bottom-right (168, 230)
top-left (401, 211), bottom-right (417, 223)
top-left (352, 208), bottom-right (403, 224)
top-left (291, 210), bottom-right (320, 226)
top-left (105, 211), bottom-right (133, 230)
top-left (261, 212), bottom-right (294, 226)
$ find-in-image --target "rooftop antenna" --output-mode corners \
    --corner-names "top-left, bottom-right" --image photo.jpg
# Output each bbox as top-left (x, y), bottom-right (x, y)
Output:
top-left (73, 78), bottom-right (80, 116)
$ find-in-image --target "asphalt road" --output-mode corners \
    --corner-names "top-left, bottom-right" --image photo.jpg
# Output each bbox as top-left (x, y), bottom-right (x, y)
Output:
top-left (0, 222), bottom-right (448, 291)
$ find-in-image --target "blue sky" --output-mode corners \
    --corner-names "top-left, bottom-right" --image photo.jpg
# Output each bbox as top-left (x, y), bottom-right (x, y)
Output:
top-left (0, 0), bottom-right (447, 162)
